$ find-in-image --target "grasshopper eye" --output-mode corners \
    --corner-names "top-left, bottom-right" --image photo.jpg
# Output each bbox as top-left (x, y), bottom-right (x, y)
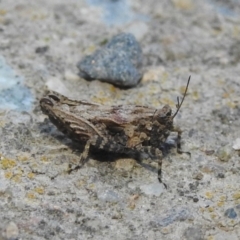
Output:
top-left (48, 94), bottom-right (60, 102)
top-left (166, 111), bottom-right (171, 117)
top-left (40, 97), bottom-right (54, 107)
top-left (160, 105), bottom-right (172, 117)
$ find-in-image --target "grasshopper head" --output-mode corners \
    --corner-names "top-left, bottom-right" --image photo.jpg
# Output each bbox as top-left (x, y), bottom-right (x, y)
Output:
top-left (155, 105), bottom-right (173, 130)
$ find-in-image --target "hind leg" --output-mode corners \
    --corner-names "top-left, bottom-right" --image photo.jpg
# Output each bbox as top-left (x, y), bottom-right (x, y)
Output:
top-left (69, 135), bottom-right (135, 172)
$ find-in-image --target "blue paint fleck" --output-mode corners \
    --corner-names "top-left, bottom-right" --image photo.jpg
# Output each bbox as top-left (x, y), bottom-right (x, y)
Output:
top-left (208, 0), bottom-right (236, 17)
top-left (224, 208), bottom-right (237, 219)
top-left (0, 56), bottom-right (33, 111)
top-left (153, 207), bottom-right (191, 227)
top-left (86, 0), bottom-right (148, 26)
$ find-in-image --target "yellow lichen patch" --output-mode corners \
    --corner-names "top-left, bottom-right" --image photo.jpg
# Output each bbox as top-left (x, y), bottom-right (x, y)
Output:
top-left (172, 0), bottom-right (194, 10)
top-left (205, 191), bottom-right (214, 199)
top-left (222, 89), bottom-right (234, 99)
top-left (4, 171), bottom-right (13, 179)
top-left (83, 45), bottom-right (96, 55)
top-left (136, 92), bottom-right (144, 101)
top-left (0, 120), bottom-right (5, 127)
top-left (160, 97), bottom-right (175, 106)
top-left (208, 207), bottom-right (214, 212)
top-left (210, 213), bottom-right (217, 220)
top-left (27, 172), bottom-right (35, 179)
top-left (192, 90), bottom-right (199, 101)
top-left (201, 166), bottom-right (212, 173)
top-left (31, 163), bottom-right (38, 169)
top-left (219, 195), bottom-right (226, 201)
top-left (232, 192), bottom-right (240, 200)
top-left (128, 194), bottom-right (139, 210)
top-left (31, 13), bottom-right (47, 21)
top-left (75, 180), bottom-right (87, 188)
top-left (1, 158), bottom-right (17, 169)
top-left (41, 156), bottom-right (49, 162)
top-left (115, 158), bottom-right (135, 171)
top-left (12, 174), bottom-right (22, 183)
top-left (217, 201), bottom-right (225, 207)
top-left (109, 85), bottom-right (117, 94)
top-left (0, 9), bottom-right (6, 15)
top-left (44, 37), bottom-right (50, 42)
top-left (128, 201), bottom-right (136, 210)
top-left (211, 28), bottom-right (223, 36)
top-left (88, 184), bottom-right (95, 189)
top-left (207, 236), bottom-right (214, 240)
top-left (148, 85), bottom-right (161, 95)
top-left (142, 67), bottom-right (167, 83)
top-left (232, 26), bottom-right (240, 38)
top-left (199, 207), bottom-right (205, 213)
top-left (34, 187), bottom-right (45, 195)
top-left (91, 96), bottom-right (112, 105)
top-left (162, 72), bottom-right (169, 82)
top-left (151, 99), bottom-right (163, 108)
top-left (231, 220), bottom-right (236, 225)
top-left (17, 154), bottom-right (29, 162)
top-left (26, 192), bottom-right (36, 199)
top-left (180, 85), bottom-right (188, 95)
top-left (226, 101), bottom-right (237, 109)
top-left (16, 167), bottom-right (24, 175)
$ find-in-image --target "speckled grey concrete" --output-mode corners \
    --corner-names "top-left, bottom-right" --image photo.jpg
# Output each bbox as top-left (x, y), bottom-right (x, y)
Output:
top-left (0, 0), bottom-right (240, 239)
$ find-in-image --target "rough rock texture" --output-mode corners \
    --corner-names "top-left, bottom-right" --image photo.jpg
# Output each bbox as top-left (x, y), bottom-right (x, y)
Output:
top-left (77, 33), bottom-right (143, 87)
top-left (0, 0), bottom-right (240, 239)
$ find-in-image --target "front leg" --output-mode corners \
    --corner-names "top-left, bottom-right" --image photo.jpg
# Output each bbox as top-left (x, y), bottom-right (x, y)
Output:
top-left (173, 126), bottom-right (183, 153)
top-left (136, 146), bottom-right (167, 188)
top-left (68, 139), bottom-right (92, 173)
top-left (173, 126), bottom-right (191, 156)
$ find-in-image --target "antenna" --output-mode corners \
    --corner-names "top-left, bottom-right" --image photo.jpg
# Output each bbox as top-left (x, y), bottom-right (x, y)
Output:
top-left (172, 76), bottom-right (191, 119)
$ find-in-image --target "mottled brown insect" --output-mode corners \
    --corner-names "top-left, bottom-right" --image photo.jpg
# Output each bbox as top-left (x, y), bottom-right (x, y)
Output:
top-left (40, 76), bottom-right (190, 186)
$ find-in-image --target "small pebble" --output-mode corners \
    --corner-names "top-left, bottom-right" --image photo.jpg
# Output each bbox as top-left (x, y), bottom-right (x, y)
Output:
top-left (35, 46), bottom-right (49, 54)
top-left (64, 70), bottom-right (81, 81)
top-left (183, 226), bottom-right (204, 240)
top-left (98, 189), bottom-right (120, 203)
top-left (114, 158), bottom-right (135, 171)
top-left (192, 172), bottom-right (203, 180)
top-left (193, 197), bottom-right (199, 202)
top-left (153, 207), bottom-right (192, 227)
top-left (224, 208), bottom-right (237, 219)
top-left (205, 150), bottom-right (215, 155)
top-left (216, 144), bottom-right (232, 162)
top-left (45, 77), bottom-right (69, 95)
top-left (233, 138), bottom-right (240, 150)
top-left (189, 182), bottom-right (199, 191)
top-left (217, 173), bottom-right (225, 178)
top-left (140, 182), bottom-right (164, 197)
top-left (125, 22), bottom-right (149, 40)
top-left (5, 221), bottom-right (19, 239)
top-left (77, 33), bottom-right (143, 87)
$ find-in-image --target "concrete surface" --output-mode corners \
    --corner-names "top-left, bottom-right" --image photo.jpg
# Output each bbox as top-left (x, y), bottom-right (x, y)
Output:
top-left (0, 0), bottom-right (240, 239)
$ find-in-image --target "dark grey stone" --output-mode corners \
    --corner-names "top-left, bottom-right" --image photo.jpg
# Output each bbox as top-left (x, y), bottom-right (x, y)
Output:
top-left (151, 207), bottom-right (192, 227)
top-left (183, 226), bottom-right (204, 240)
top-left (236, 204), bottom-right (240, 210)
top-left (217, 173), bottom-right (225, 178)
top-left (77, 33), bottom-right (143, 87)
top-left (224, 208), bottom-right (237, 219)
top-left (35, 46), bottom-right (49, 54)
